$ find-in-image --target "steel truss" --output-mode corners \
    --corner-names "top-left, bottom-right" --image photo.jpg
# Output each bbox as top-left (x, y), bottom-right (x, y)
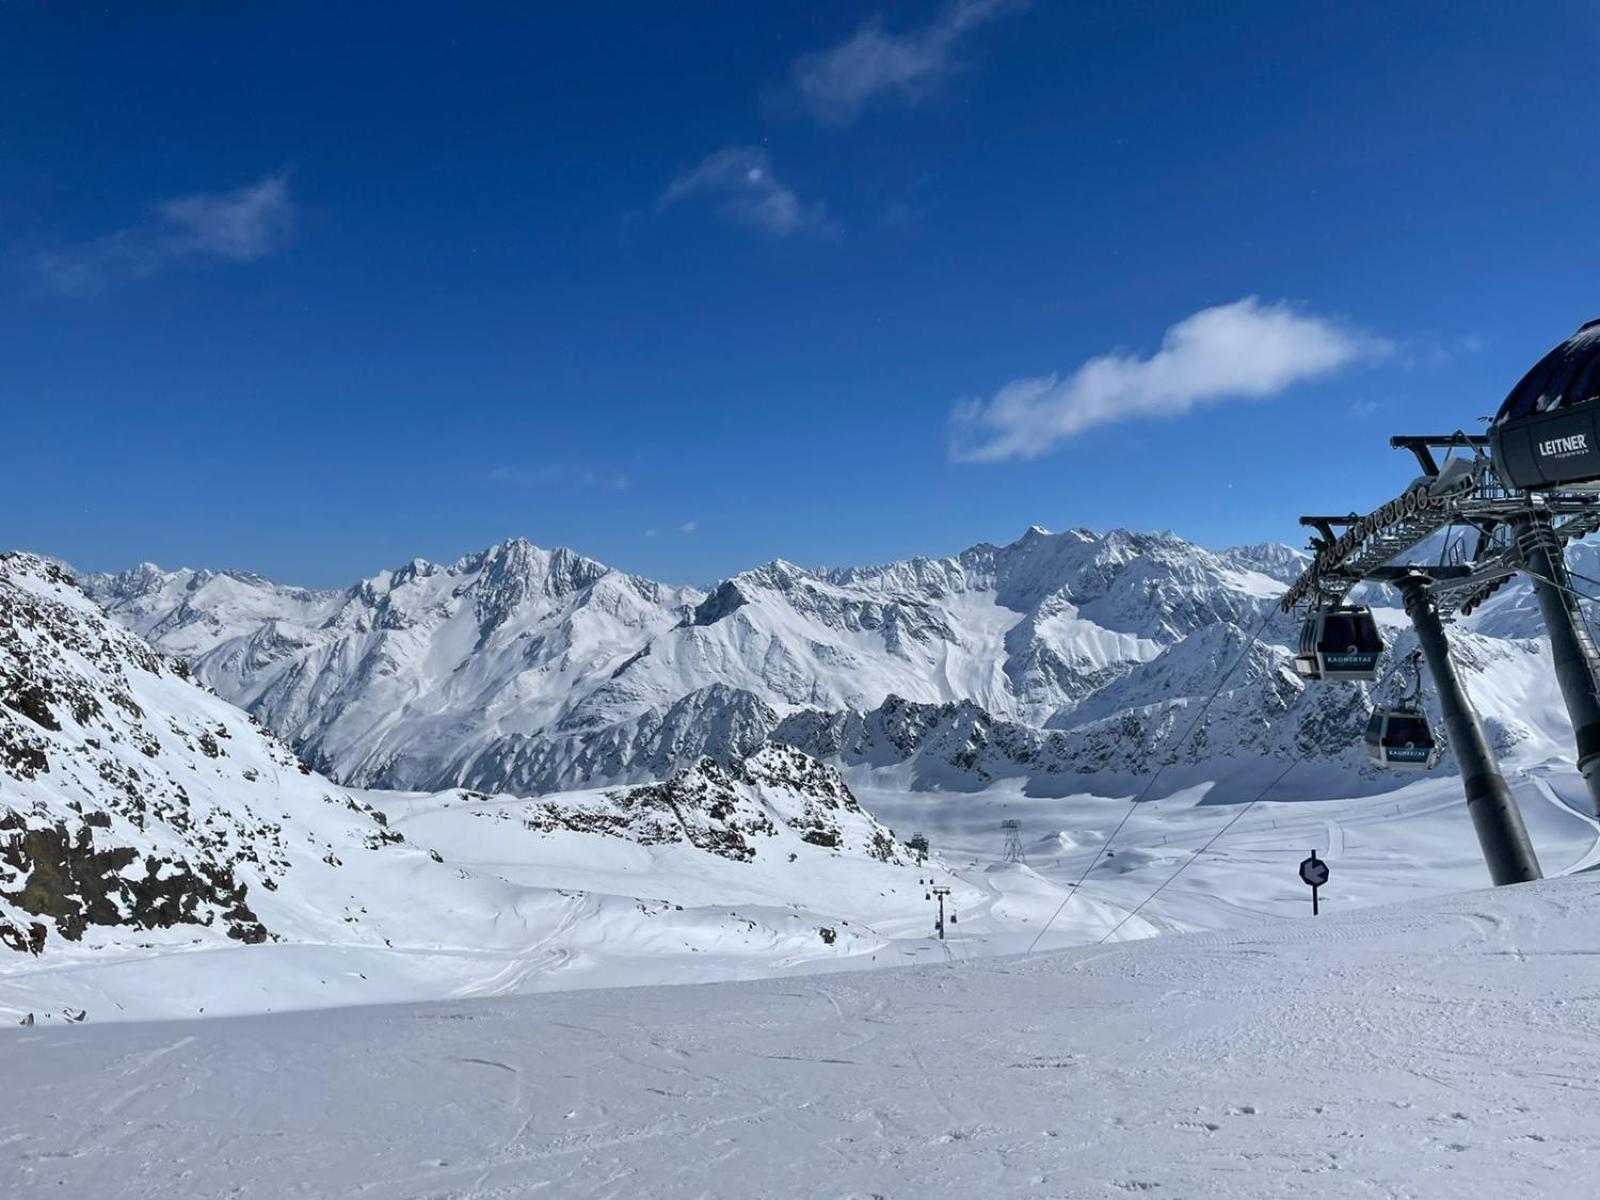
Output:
top-left (1280, 434), bottom-right (1600, 620)
top-left (1280, 432), bottom-right (1600, 882)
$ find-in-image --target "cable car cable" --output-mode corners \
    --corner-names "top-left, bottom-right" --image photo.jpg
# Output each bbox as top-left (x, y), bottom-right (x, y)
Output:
top-left (1025, 597), bottom-right (1288, 953)
top-left (1542, 563), bottom-right (1600, 597)
top-left (1506, 562), bottom-right (1600, 710)
top-left (1505, 561), bottom-right (1600, 644)
top-left (1094, 759), bottom-right (1300, 945)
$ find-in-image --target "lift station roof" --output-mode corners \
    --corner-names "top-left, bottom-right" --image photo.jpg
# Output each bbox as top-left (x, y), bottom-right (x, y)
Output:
top-left (1489, 320), bottom-right (1600, 489)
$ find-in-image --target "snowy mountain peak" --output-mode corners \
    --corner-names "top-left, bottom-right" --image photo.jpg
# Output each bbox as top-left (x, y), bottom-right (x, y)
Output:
top-left (689, 580), bottom-right (749, 627)
top-left (73, 525), bottom-right (1373, 798)
top-left (98, 561), bottom-right (172, 599)
top-left (453, 538), bottom-right (612, 612)
top-left (1222, 541), bottom-right (1312, 584)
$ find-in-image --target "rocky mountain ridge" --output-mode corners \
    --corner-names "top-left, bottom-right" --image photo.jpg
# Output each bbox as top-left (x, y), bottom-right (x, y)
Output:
top-left (2, 553), bottom-right (914, 961)
top-left (76, 526), bottom-right (1578, 799)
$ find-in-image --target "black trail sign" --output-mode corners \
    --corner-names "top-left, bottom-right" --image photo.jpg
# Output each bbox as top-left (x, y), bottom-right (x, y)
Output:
top-left (1299, 851), bottom-right (1329, 914)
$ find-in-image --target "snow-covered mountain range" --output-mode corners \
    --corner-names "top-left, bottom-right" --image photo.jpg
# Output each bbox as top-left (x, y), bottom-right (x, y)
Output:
top-left (78, 525), bottom-right (1580, 799)
top-left (3, 552), bottom-right (979, 1014)
top-left (10, 535), bottom-right (1600, 1022)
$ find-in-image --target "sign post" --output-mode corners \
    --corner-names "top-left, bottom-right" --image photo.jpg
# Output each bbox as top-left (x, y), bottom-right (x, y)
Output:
top-left (1299, 850), bottom-right (1329, 915)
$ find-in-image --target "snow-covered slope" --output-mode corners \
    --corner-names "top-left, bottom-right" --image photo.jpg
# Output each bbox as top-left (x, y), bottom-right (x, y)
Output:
top-left (7, 872), bottom-right (1599, 1199)
top-left (14, 548), bottom-right (1600, 1031)
top-left (1462, 539), bottom-right (1600, 639)
top-left (8, 553), bottom-right (1065, 1017)
top-left (0, 552), bottom-right (441, 960)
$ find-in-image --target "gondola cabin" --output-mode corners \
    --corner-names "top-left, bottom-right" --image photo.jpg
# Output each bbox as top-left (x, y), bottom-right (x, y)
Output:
top-left (1295, 604), bottom-right (1384, 681)
top-left (1365, 708), bottom-right (1441, 770)
top-left (1489, 319), bottom-right (1600, 490)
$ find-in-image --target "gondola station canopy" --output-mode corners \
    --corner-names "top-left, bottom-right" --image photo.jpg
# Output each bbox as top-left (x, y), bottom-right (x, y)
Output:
top-left (1489, 319), bottom-right (1600, 489)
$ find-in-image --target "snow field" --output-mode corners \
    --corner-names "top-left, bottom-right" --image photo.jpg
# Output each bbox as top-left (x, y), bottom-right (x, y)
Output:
top-left (6, 872), bottom-right (1598, 1198)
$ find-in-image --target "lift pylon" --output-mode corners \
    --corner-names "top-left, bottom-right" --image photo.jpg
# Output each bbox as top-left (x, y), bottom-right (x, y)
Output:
top-left (1515, 512), bottom-right (1600, 815)
top-left (1281, 431), bottom-right (1574, 886)
top-left (1285, 324), bottom-right (1600, 876)
top-left (1393, 571), bottom-right (1541, 885)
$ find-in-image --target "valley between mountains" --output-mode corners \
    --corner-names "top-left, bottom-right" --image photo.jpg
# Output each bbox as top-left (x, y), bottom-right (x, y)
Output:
top-left (4, 525), bottom-right (1600, 1022)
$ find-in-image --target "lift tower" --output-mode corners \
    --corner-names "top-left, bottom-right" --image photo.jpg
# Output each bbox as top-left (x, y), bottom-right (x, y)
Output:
top-left (1282, 321), bottom-right (1600, 878)
top-left (1514, 512), bottom-right (1600, 812)
top-left (1387, 569), bottom-right (1539, 884)
top-left (1282, 433), bottom-right (1569, 885)
top-left (1486, 320), bottom-right (1600, 817)
top-left (1000, 819), bottom-right (1024, 864)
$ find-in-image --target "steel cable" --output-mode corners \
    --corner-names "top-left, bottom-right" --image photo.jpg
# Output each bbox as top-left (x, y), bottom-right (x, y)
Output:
top-left (1094, 759), bottom-right (1301, 944)
top-left (1025, 595), bottom-right (1289, 952)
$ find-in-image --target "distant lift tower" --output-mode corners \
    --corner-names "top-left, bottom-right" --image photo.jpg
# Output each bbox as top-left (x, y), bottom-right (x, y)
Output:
top-left (1000, 819), bottom-right (1025, 864)
top-left (925, 884), bottom-right (954, 939)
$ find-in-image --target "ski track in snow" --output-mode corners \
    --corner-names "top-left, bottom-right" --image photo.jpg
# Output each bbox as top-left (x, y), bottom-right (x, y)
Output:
top-left (8, 753), bottom-right (1600, 1027)
top-left (5, 875), bottom-right (1600, 1198)
top-left (15, 758), bottom-right (1600, 1027)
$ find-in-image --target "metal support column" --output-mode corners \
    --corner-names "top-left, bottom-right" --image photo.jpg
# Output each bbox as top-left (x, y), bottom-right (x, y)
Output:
top-left (1399, 576), bottom-right (1542, 885)
top-left (1516, 512), bottom-right (1600, 816)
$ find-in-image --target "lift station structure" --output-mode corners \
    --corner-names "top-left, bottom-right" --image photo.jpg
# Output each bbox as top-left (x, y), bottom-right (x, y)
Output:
top-left (1283, 320), bottom-right (1600, 885)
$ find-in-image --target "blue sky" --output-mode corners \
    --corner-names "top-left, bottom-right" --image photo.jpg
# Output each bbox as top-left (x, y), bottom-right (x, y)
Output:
top-left (4, 1), bottom-right (1598, 587)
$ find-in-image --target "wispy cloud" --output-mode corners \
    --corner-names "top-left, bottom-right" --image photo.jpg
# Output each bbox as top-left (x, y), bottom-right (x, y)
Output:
top-left (679, 520), bottom-right (698, 535)
top-left (658, 147), bottom-right (823, 236)
top-left (488, 464), bottom-right (631, 491)
top-left (1402, 332), bottom-right (1486, 371)
top-left (34, 173), bottom-right (295, 295)
top-left (950, 297), bottom-right (1389, 462)
top-left (793, 0), bottom-right (1026, 126)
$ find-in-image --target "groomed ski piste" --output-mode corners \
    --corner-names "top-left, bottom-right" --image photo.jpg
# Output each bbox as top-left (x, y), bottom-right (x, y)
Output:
top-left (7, 746), bottom-right (1600, 1198)
top-left (6, 758), bottom-right (1600, 1025)
top-left (6, 868), bottom-right (1600, 1197)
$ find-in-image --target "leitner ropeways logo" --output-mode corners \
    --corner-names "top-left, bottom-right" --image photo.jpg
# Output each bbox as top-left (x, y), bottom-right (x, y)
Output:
top-left (1539, 432), bottom-right (1589, 458)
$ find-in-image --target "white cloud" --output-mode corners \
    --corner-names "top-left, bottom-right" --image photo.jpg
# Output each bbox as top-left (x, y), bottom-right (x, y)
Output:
top-left (793, 0), bottom-right (1025, 126)
top-left (35, 173), bottom-right (294, 294)
top-left (155, 175), bottom-right (294, 261)
top-left (658, 147), bottom-right (823, 236)
top-left (679, 521), bottom-right (698, 535)
top-left (950, 297), bottom-right (1389, 462)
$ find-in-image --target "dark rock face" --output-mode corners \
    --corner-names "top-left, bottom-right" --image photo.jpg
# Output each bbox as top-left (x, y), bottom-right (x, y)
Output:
top-left (513, 745), bottom-right (908, 866)
top-left (0, 553), bottom-right (283, 953)
top-left (0, 917), bottom-right (46, 955)
top-left (689, 581), bottom-right (748, 627)
top-left (0, 813), bottom-right (266, 943)
top-left (455, 685), bottom-right (780, 797)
